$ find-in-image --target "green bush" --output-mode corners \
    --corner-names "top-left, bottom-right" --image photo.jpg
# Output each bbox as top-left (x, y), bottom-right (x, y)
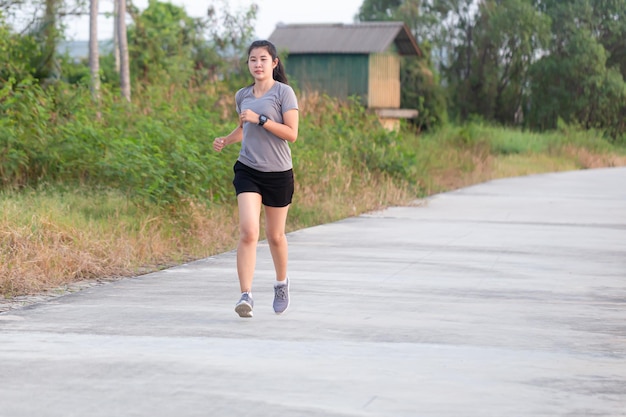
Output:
top-left (0, 79), bottom-right (237, 204)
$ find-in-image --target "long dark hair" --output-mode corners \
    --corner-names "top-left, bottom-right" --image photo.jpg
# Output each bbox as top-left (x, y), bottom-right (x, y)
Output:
top-left (247, 40), bottom-right (289, 85)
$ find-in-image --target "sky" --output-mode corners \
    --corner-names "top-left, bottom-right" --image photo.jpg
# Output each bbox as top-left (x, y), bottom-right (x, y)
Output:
top-left (64, 0), bottom-right (364, 41)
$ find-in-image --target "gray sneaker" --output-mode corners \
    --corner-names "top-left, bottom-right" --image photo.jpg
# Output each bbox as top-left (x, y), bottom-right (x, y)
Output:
top-left (235, 293), bottom-right (254, 318)
top-left (273, 279), bottom-right (290, 314)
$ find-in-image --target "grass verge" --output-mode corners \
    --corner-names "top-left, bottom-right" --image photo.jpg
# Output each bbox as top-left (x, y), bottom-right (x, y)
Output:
top-left (1, 124), bottom-right (625, 300)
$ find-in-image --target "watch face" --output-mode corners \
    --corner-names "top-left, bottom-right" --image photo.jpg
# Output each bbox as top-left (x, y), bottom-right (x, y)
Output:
top-left (259, 115), bottom-right (267, 125)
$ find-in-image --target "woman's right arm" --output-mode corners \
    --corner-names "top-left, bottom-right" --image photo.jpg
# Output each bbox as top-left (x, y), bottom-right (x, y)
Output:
top-left (213, 125), bottom-right (243, 152)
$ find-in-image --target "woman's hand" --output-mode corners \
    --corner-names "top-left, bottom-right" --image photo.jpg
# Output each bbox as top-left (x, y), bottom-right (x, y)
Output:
top-left (239, 109), bottom-right (260, 125)
top-left (214, 126), bottom-right (244, 152)
top-left (213, 137), bottom-right (226, 152)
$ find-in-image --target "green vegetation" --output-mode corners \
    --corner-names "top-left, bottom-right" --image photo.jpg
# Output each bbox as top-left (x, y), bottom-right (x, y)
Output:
top-left (1, 81), bottom-right (623, 297)
top-left (1, 1), bottom-right (625, 298)
top-left (359, 0), bottom-right (626, 141)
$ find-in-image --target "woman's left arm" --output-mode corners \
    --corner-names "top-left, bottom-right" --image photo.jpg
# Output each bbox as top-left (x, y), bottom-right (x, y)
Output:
top-left (264, 109), bottom-right (299, 143)
top-left (240, 108), bottom-right (299, 143)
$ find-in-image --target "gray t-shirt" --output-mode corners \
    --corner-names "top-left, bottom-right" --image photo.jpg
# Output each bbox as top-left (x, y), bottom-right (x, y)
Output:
top-left (235, 81), bottom-right (298, 172)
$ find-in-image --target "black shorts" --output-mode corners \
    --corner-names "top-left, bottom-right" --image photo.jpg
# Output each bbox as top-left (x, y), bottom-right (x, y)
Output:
top-left (233, 161), bottom-right (294, 207)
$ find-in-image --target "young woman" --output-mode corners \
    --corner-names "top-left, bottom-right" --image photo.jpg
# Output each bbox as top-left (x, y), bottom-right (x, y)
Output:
top-left (213, 40), bottom-right (299, 318)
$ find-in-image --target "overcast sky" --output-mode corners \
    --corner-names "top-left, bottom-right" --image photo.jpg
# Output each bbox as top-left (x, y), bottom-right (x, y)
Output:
top-left (63, 0), bottom-right (364, 41)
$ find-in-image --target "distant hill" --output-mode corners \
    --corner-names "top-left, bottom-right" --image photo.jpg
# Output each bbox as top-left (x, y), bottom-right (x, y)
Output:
top-left (59, 40), bottom-right (114, 60)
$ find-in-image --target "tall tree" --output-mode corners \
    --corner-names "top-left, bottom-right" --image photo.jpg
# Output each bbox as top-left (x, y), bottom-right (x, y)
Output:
top-left (590, 0), bottom-right (626, 79)
top-left (40, 0), bottom-right (60, 82)
top-left (126, 0), bottom-right (197, 83)
top-left (113, 0), bottom-right (120, 73)
top-left (88, 0), bottom-right (100, 99)
top-left (527, 0), bottom-right (626, 137)
top-left (117, 0), bottom-right (130, 101)
top-left (446, 0), bottom-right (549, 123)
top-left (486, 0), bottom-right (550, 124)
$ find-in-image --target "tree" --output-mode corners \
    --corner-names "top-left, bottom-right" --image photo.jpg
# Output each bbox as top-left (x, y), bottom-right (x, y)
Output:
top-left (40, 0), bottom-right (60, 82)
top-left (120, 0), bottom-right (257, 85)
top-left (488, 0), bottom-right (550, 124)
top-left (401, 49), bottom-right (448, 130)
top-left (2, 0), bottom-right (96, 84)
top-left (444, 0), bottom-right (550, 124)
top-left (113, 0), bottom-right (119, 73)
top-left (88, 0), bottom-right (100, 99)
top-left (118, 0), bottom-right (130, 101)
top-left (126, 0), bottom-right (198, 83)
top-left (0, 11), bottom-right (41, 85)
top-left (206, 0), bottom-right (258, 75)
top-left (590, 0), bottom-right (626, 79)
top-left (358, 0), bottom-right (403, 20)
top-left (526, 0), bottom-right (626, 138)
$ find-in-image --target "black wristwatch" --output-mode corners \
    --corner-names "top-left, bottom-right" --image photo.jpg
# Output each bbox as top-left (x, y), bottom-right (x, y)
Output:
top-left (258, 114), bottom-right (269, 126)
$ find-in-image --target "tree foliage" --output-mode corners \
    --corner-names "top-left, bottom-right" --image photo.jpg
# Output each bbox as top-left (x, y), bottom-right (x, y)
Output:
top-left (126, 0), bottom-right (199, 84)
top-left (2, 0), bottom-right (626, 141)
top-left (430, 0), bottom-right (625, 139)
top-left (526, 0), bottom-right (626, 137)
top-left (0, 13), bottom-right (41, 84)
top-left (358, 0), bottom-right (403, 20)
top-left (443, 0), bottom-right (550, 124)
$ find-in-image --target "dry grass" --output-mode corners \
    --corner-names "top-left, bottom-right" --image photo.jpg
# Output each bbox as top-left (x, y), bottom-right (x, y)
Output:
top-left (427, 150), bottom-right (495, 192)
top-left (429, 145), bottom-right (626, 193)
top-left (561, 145), bottom-right (626, 169)
top-left (291, 153), bottom-right (413, 228)
top-left (0, 194), bottom-right (239, 297)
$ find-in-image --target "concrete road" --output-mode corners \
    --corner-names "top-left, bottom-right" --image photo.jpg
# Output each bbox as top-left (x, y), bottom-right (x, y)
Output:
top-left (1, 167), bottom-right (625, 417)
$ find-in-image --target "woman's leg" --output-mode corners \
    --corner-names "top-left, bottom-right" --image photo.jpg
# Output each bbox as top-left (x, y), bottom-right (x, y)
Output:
top-left (264, 205), bottom-right (290, 281)
top-left (236, 192), bottom-right (263, 292)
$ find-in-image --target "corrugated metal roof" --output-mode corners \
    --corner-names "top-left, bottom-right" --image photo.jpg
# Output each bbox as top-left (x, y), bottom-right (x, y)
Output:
top-left (268, 22), bottom-right (421, 56)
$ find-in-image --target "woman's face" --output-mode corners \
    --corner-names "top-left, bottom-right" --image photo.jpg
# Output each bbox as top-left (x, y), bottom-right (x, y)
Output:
top-left (248, 47), bottom-right (277, 82)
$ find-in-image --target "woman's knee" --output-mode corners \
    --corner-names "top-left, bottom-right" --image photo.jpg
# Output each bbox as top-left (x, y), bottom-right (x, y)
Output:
top-left (239, 225), bottom-right (259, 244)
top-left (266, 231), bottom-right (286, 248)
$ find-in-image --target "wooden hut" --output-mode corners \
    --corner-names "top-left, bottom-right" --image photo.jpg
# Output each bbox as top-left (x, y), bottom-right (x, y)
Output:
top-left (268, 22), bottom-right (422, 130)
